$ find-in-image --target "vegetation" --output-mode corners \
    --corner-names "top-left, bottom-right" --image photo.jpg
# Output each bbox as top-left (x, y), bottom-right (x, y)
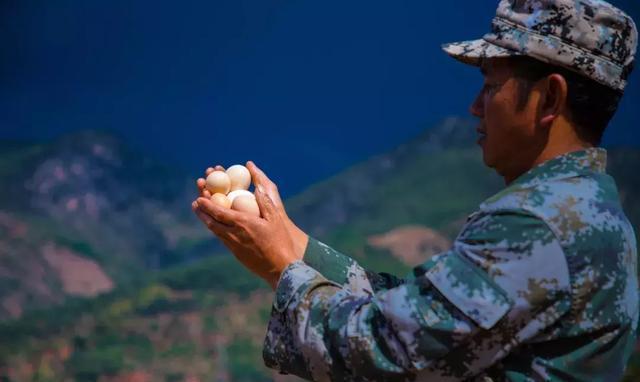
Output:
top-left (1, 123), bottom-right (639, 380)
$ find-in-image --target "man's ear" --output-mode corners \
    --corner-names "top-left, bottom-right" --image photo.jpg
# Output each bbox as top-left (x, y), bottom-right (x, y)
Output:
top-left (539, 73), bottom-right (568, 127)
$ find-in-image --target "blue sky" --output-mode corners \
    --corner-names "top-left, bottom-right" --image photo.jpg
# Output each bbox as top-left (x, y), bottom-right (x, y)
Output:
top-left (1, 0), bottom-right (639, 196)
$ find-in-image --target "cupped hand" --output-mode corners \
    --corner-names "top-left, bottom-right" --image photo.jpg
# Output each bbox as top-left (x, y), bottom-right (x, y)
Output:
top-left (192, 162), bottom-right (309, 288)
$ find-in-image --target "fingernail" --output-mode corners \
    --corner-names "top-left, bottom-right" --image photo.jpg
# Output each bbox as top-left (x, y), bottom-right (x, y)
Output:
top-left (256, 185), bottom-right (264, 194)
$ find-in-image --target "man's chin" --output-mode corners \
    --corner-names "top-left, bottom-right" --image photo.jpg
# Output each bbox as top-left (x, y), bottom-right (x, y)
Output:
top-left (480, 146), bottom-right (497, 169)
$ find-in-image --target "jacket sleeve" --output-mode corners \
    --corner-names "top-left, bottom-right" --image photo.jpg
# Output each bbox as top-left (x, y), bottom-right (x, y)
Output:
top-left (262, 211), bottom-right (572, 381)
top-left (303, 236), bottom-right (405, 294)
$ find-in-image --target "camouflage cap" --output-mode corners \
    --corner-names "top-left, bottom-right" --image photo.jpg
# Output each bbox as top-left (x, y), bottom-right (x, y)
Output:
top-left (442, 0), bottom-right (638, 91)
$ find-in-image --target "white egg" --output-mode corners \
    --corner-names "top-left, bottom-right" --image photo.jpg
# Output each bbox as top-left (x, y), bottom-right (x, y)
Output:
top-left (232, 195), bottom-right (261, 217)
top-left (205, 171), bottom-right (231, 195)
top-left (226, 164), bottom-right (252, 191)
top-left (210, 193), bottom-right (232, 209)
top-left (227, 189), bottom-right (254, 204)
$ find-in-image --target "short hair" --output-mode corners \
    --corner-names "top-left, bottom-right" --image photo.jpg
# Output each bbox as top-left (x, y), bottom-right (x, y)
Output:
top-left (509, 56), bottom-right (626, 146)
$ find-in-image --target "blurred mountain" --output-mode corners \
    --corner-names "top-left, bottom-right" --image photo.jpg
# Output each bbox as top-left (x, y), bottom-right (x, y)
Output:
top-left (0, 130), bottom-right (221, 320)
top-left (287, 116), bottom-right (503, 247)
top-left (1, 119), bottom-right (639, 381)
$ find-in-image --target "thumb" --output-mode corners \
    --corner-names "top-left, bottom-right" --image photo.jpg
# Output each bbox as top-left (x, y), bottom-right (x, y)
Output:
top-left (246, 161), bottom-right (284, 209)
top-left (255, 186), bottom-right (277, 221)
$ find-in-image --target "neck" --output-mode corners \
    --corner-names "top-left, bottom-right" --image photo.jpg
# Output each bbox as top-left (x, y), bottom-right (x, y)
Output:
top-left (503, 119), bottom-right (593, 185)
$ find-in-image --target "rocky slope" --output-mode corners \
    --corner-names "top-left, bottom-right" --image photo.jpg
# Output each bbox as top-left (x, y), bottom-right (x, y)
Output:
top-left (0, 131), bottom-right (221, 320)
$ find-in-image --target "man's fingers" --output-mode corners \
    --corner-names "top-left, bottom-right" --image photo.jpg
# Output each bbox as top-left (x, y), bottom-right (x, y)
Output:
top-left (193, 202), bottom-right (235, 238)
top-left (254, 187), bottom-right (277, 221)
top-left (193, 201), bottom-right (215, 226)
top-left (246, 161), bottom-right (284, 208)
top-left (192, 200), bottom-right (216, 227)
top-left (202, 212), bottom-right (230, 236)
top-left (197, 178), bottom-right (206, 189)
top-left (246, 161), bottom-right (273, 187)
top-left (196, 178), bottom-right (211, 198)
top-left (197, 178), bottom-right (206, 196)
top-left (205, 165), bottom-right (226, 177)
top-left (196, 197), bottom-right (245, 227)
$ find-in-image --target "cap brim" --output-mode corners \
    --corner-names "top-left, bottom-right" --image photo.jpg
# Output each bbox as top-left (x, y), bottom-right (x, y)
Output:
top-left (442, 38), bottom-right (522, 66)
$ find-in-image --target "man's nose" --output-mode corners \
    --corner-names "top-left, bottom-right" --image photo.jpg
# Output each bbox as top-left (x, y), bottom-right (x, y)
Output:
top-left (469, 92), bottom-right (484, 118)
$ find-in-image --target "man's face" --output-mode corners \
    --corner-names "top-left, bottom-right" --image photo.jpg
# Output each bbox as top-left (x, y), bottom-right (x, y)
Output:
top-left (470, 58), bottom-right (545, 182)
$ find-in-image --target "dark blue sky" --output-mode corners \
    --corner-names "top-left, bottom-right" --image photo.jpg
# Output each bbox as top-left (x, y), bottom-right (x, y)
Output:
top-left (1, 1), bottom-right (639, 197)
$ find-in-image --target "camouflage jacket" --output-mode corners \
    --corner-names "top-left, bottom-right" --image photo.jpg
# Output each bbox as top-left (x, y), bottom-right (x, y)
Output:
top-left (263, 148), bottom-right (639, 381)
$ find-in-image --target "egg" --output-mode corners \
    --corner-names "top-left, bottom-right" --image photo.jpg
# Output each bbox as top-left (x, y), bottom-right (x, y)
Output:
top-left (210, 193), bottom-right (232, 209)
top-left (226, 164), bottom-right (252, 191)
top-left (205, 171), bottom-right (231, 195)
top-left (232, 195), bottom-right (261, 217)
top-left (227, 189), bottom-right (254, 204)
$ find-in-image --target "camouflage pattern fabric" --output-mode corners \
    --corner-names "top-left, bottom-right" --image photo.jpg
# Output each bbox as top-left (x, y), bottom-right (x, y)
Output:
top-left (262, 148), bottom-right (639, 381)
top-left (442, 0), bottom-right (638, 91)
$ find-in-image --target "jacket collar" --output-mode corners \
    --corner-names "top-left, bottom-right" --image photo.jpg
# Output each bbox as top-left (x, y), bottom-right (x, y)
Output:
top-left (507, 147), bottom-right (607, 189)
top-left (479, 147), bottom-right (608, 209)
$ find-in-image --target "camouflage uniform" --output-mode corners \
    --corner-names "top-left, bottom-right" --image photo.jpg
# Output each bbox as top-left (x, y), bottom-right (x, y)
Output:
top-left (263, 1), bottom-right (639, 381)
top-left (264, 148), bottom-right (638, 381)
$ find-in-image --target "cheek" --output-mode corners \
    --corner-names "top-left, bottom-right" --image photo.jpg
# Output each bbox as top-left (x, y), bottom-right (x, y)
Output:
top-left (483, 95), bottom-right (511, 144)
top-left (485, 90), bottom-right (532, 145)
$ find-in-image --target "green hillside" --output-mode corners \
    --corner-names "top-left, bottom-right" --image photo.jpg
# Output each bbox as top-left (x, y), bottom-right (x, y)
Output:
top-left (0, 130), bottom-right (223, 321)
top-left (1, 119), bottom-right (639, 381)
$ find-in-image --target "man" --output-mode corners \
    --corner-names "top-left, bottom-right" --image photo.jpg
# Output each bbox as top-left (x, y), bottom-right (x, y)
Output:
top-left (192, 0), bottom-right (639, 380)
